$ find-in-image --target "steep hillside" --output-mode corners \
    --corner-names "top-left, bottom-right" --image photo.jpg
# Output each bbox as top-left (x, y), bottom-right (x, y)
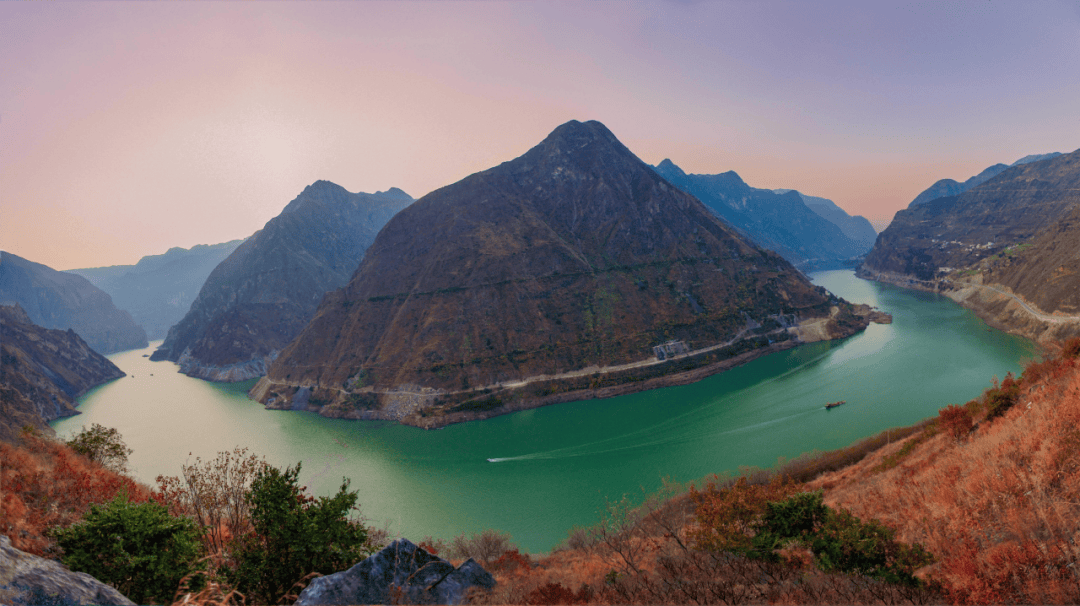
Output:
top-left (150, 182), bottom-right (412, 381)
top-left (0, 304), bottom-right (125, 442)
top-left (254, 120), bottom-right (881, 427)
top-left (0, 252), bottom-right (148, 354)
top-left (653, 160), bottom-right (865, 268)
top-left (69, 239), bottom-right (244, 340)
top-left (773, 189), bottom-right (877, 252)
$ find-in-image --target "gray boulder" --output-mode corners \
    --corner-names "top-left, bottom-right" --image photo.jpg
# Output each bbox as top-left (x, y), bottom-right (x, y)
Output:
top-left (296, 538), bottom-right (496, 605)
top-left (0, 535), bottom-right (135, 606)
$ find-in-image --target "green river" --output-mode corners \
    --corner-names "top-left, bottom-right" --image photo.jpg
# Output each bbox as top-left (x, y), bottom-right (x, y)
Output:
top-left (53, 271), bottom-right (1034, 553)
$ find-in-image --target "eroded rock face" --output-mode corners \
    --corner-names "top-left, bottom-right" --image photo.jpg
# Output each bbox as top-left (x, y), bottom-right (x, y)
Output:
top-left (0, 535), bottom-right (135, 606)
top-left (295, 539), bottom-right (495, 605)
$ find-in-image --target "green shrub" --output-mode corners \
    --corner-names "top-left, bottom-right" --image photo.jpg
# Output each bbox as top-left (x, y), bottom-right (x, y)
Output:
top-left (751, 491), bottom-right (934, 586)
top-left (50, 492), bottom-right (202, 604)
top-left (229, 463), bottom-right (369, 605)
top-left (65, 423), bottom-right (132, 473)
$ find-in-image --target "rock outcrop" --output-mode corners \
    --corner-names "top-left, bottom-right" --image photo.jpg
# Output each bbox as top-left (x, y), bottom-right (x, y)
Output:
top-left (295, 539), bottom-right (495, 606)
top-left (254, 120), bottom-right (878, 427)
top-left (0, 304), bottom-right (125, 442)
top-left (69, 239), bottom-right (244, 340)
top-left (151, 182), bottom-right (412, 381)
top-left (0, 535), bottom-right (136, 606)
top-left (653, 160), bottom-right (867, 268)
top-left (0, 252), bottom-right (148, 355)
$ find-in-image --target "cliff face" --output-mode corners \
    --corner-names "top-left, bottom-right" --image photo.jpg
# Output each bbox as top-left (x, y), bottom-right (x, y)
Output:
top-left (254, 120), bottom-right (877, 427)
top-left (774, 190), bottom-right (878, 252)
top-left (0, 252), bottom-right (148, 355)
top-left (0, 304), bottom-right (125, 442)
top-left (150, 182), bottom-right (413, 381)
top-left (653, 160), bottom-right (866, 268)
top-left (69, 239), bottom-right (244, 340)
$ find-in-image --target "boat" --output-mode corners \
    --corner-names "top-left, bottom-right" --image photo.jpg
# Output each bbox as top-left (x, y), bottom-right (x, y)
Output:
top-left (824, 400), bottom-right (846, 410)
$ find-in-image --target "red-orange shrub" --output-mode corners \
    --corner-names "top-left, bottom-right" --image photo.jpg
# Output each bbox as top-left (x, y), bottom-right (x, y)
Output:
top-left (939, 404), bottom-right (973, 440)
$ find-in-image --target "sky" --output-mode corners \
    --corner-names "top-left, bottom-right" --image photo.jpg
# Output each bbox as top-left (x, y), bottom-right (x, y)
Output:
top-left (3, 1), bottom-right (1079, 271)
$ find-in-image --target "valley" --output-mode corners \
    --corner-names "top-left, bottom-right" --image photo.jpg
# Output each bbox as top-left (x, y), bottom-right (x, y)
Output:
top-left (52, 270), bottom-right (1032, 554)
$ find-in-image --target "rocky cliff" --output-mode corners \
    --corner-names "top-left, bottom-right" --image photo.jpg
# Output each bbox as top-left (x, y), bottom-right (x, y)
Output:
top-left (150, 182), bottom-right (413, 381)
top-left (253, 120), bottom-right (880, 428)
top-left (69, 240), bottom-right (244, 340)
top-left (653, 160), bottom-right (866, 268)
top-left (0, 252), bottom-right (148, 355)
top-left (0, 304), bottom-right (125, 442)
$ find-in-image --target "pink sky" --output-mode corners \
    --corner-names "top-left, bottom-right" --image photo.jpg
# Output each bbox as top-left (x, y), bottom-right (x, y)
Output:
top-left (3, 1), bottom-right (1079, 270)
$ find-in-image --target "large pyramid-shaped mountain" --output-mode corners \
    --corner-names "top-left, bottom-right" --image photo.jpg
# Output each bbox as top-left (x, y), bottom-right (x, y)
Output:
top-left (254, 121), bottom-right (875, 427)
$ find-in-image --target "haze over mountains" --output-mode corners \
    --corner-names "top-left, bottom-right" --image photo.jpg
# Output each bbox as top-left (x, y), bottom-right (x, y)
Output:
top-left (652, 160), bottom-right (873, 269)
top-left (253, 120), bottom-right (879, 427)
top-left (150, 182), bottom-right (413, 381)
top-left (0, 252), bottom-right (148, 354)
top-left (68, 240), bottom-right (244, 340)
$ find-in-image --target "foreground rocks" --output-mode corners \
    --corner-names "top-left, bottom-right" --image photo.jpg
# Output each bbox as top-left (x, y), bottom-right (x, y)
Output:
top-left (0, 535), bottom-right (135, 606)
top-left (296, 539), bottom-right (495, 605)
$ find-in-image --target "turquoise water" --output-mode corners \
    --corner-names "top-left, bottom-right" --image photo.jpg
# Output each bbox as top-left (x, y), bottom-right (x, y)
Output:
top-left (53, 271), bottom-right (1034, 553)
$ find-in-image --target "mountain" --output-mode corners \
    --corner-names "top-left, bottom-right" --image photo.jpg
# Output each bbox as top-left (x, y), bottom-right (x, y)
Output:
top-left (908, 152), bottom-right (1063, 208)
top-left (0, 304), bottom-right (125, 442)
top-left (252, 120), bottom-right (883, 427)
top-left (859, 147), bottom-right (1080, 341)
top-left (150, 182), bottom-right (413, 381)
top-left (68, 240), bottom-right (244, 340)
top-left (0, 252), bottom-right (148, 354)
top-left (652, 160), bottom-right (867, 268)
top-left (772, 189), bottom-right (877, 250)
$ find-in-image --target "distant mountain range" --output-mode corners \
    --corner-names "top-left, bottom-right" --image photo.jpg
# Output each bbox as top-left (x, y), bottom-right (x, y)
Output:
top-left (652, 160), bottom-right (874, 268)
top-left (772, 189), bottom-right (878, 250)
top-left (68, 240), bottom-right (244, 340)
top-left (860, 147), bottom-right (1080, 342)
top-left (908, 152), bottom-right (1063, 208)
top-left (252, 120), bottom-right (881, 427)
top-left (0, 252), bottom-right (148, 354)
top-left (150, 182), bottom-right (413, 381)
top-left (0, 303), bottom-right (125, 442)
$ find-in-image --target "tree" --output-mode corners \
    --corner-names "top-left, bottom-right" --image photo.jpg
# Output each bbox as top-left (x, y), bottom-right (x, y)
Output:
top-left (50, 492), bottom-right (202, 604)
top-left (65, 423), bottom-right (132, 473)
top-left (229, 463), bottom-right (369, 604)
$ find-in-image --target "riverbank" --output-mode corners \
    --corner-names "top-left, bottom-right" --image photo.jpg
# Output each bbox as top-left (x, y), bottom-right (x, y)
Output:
top-left (855, 267), bottom-right (1080, 343)
top-left (253, 303), bottom-right (890, 429)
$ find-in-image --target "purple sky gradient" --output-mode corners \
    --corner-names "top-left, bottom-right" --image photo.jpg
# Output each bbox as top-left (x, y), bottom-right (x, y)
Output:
top-left (3, 1), bottom-right (1079, 270)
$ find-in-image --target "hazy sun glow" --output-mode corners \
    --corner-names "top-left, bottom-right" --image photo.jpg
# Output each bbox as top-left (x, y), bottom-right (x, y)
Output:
top-left (3, 1), bottom-right (1079, 269)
